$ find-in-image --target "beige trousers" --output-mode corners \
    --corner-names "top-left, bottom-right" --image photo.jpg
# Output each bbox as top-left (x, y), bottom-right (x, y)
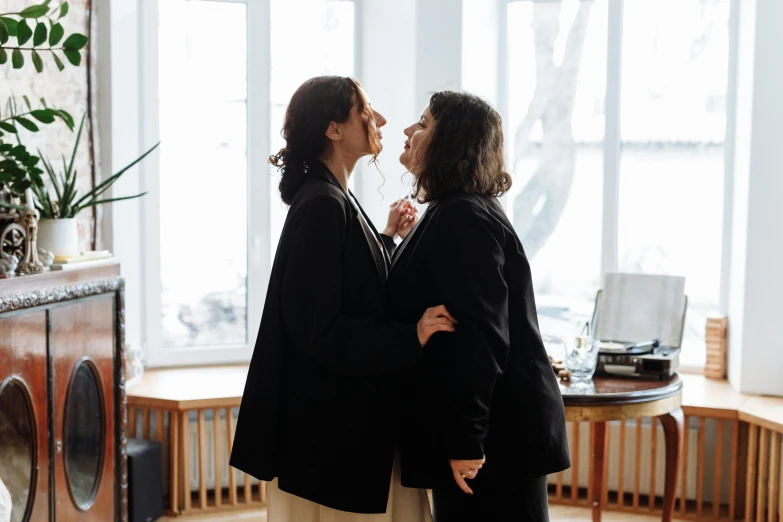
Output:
top-left (267, 456), bottom-right (431, 522)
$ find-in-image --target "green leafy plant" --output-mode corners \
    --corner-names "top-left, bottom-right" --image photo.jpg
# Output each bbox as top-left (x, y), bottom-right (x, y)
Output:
top-left (0, 1), bottom-right (157, 223)
top-left (0, 0), bottom-right (88, 214)
top-left (0, 1), bottom-right (88, 72)
top-left (13, 113), bottom-right (160, 219)
top-left (0, 96), bottom-right (74, 197)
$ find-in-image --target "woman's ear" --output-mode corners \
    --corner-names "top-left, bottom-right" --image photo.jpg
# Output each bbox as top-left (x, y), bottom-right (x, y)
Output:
top-left (324, 121), bottom-right (342, 141)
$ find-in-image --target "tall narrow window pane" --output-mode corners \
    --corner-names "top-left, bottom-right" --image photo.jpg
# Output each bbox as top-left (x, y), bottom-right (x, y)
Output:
top-left (618, 0), bottom-right (729, 366)
top-left (270, 0), bottom-right (356, 263)
top-left (158, 1), bottom-right (248, 348)
top-left (506, 0), bottom-right (608, 339)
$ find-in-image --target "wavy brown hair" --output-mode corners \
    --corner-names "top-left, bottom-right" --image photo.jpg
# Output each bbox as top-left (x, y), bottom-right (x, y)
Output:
top-left (412, 91), bottom-right (512, 203)
top-left (270, 76), bottom-right (380, 205)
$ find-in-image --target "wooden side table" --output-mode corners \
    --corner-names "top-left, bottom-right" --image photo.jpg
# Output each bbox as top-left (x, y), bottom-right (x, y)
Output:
top-left (127, 366), bottom-right (265, 516)
top-left (560, 375), bottom-right (684, 522)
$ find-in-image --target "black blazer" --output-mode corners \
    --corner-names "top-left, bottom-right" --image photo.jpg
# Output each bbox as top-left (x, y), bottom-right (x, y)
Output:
top-left (230, 161), bottom-right (421, 514)
top-left (386, 192), bottom-right (570, 491)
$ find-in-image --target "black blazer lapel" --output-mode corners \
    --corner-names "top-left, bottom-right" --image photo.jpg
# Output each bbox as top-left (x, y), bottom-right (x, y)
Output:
top-left (310, 162), bottom-right (387, 282)
top-left (349, 192), bottom-right (388, 282)
top-left (390, 202), bottom-right (438, 270)
top-left (356, 198), bottom-right (391, 265)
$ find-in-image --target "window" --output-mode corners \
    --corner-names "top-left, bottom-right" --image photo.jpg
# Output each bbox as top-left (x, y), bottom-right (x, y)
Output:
top-left (142, 0), bottom-right (357, 366)
top-left (157, 0), bottom-right (249, 351)
top-left (269, 0), bottom-right (356, 261)
top-left (617, 0), bottom-right (729, 367)
top-left (505, 0), bottom-right (732, 367)
top-left (506, 0), bottom-right (609, 343)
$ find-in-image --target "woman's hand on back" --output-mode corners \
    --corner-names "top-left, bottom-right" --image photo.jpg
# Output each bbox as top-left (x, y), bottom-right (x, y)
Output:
top-left (417, 305), bottom-right (457, 346)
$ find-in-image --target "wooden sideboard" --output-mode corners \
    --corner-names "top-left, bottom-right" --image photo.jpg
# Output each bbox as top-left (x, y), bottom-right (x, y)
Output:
top-left (0, 264), bottom-right (128, 522)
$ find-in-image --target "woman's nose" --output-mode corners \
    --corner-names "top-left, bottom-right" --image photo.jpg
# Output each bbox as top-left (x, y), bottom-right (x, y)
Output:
top-left (374, 110), bottom-right (387, 127)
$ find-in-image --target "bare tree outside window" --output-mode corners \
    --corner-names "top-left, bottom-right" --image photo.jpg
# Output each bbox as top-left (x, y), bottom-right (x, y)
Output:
top-left (506, 0), bottom-right (607, 340)
top-left (505, 0), bottom-right (729, 367)
top-left (511, 1), bottom-right (595, 260)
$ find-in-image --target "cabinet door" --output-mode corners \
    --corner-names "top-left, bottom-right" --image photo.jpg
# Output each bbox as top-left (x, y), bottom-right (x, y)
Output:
top-left (50, 296), bottom-right (117, 522)
top-left (0, 311), bottom-right (49, 522)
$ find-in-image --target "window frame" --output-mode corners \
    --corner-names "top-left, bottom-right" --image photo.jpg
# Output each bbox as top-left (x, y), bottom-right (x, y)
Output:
top-left (139, 0), bottom-right (272, 367)
top-left (502, 0), bottom-right (739, 372)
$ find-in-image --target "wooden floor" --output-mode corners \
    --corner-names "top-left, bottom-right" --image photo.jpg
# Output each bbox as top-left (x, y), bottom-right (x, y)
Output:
top-left (161, 504), bottom-right (662, 521)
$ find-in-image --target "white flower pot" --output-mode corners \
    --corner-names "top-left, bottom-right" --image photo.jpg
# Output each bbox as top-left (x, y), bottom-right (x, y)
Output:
top-left (37, 219), bottom-right (80, 258)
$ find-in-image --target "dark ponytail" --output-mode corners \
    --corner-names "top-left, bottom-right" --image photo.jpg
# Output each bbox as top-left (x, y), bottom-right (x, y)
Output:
top-left (269, 148), bottom-right (306, 206)
top-left (270, 76), bottom-right (379, 205)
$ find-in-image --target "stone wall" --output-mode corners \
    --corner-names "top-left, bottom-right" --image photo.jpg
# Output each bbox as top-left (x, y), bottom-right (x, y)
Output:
top-left (0, 0), bottom-right (101, 249)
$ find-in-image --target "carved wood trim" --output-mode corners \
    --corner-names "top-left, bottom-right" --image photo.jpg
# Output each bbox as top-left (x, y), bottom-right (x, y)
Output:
top-left (0, 277), bottom-right (123, 314)
top-left (115, 280), bottom-right (128, 522)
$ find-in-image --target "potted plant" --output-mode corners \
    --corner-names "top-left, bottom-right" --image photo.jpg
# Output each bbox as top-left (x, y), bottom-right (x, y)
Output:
top-left (0, 1), bottom-right (87, 193)
top-left (0, 1), bottom-right (93, 259)
top-left (25, 114), bottom-right (159, 256)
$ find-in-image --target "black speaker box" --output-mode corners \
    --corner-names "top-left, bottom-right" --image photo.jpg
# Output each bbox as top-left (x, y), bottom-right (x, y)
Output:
top-left (127, 438), bottom-right (163, 522)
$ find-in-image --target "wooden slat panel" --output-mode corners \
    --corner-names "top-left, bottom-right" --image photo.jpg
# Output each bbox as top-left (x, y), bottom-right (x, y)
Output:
top-left (129, 406), bottom-right (137, 439)
top-left (156, 409), bottom-right (164, 443)
top-left (182, 411), bottom-right (192, 510)
top-left (681, 414), bottom-right (690, 516)
top-left (698, 416), bottom-right (706, 517)
top-left (618, 420), bottom-right (626, 510)
top-left (226, 408), bottom-right (238, 505)
top-left (757, 428), bottom-right (770, 522)
top-left (556, 468), bottom-right (563, 499)
top-left (260, 481), bottom-right (267, 505)
top-left (729, 420), bottom-right (739, 521)
top-left (198, 410), bottom-right (208, 509)
top-left (571, 421), bottom-right (580, 503)
top-left (634, 419), bottom-right (642, 509)
top-left (736, 422), bottom-right (751, 519)
top-left (769, 431), bottom-right (780, 522)
top-left (603, 423), bottom-right (610, 509)
top-left (745, 424), bottom-right (759, 522)
top-left (170, 411), bottom-right (179, 514)
top-left (143, 408), bottom-right (152, 440)
top-left (214, 408), bottom-right (222, 508)
top-left (779, 436), bottom-right (783, 522)
top-left (244, 472), bottom-right (252, 504)
top-left (588, 422), bottom-right (594, 503)
top-left (713, 419), bottom-right (724, 519)
top-left (650, 417), bottom-right (657, 511)
top-left (591, 422), bottom-right (607, 522)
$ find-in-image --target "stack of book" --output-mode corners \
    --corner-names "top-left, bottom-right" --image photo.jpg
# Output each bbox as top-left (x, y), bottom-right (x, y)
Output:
top-left (50, 250), bottom-right (115, 271)
top-left (704, 316), bottom-right (728, 379)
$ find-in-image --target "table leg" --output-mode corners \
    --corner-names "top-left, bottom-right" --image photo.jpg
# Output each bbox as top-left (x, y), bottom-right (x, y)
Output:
top-left (592, 421), bottom-right (608, 522)
top-left (659, 408), bottom-right (685, 522)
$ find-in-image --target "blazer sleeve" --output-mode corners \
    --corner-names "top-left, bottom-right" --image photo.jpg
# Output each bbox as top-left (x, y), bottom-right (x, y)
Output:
top-left (426, 202), bottom-right (509, 460)
top-left (281, 194), bottom-right (421, 376)
top-left (379, 233), bottom-right (397, 256)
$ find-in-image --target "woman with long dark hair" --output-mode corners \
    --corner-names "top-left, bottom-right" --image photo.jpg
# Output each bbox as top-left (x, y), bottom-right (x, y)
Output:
top-left (389, 91), bottom-right (570, 522)
top-left (230, 77), bottom-right (451, 521)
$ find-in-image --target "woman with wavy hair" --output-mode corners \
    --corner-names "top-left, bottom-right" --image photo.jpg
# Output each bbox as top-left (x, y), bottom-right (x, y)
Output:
top-left (231, 76), bottom-right (451, 522)
top-left (389, 91), bottom-right (570, 522)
